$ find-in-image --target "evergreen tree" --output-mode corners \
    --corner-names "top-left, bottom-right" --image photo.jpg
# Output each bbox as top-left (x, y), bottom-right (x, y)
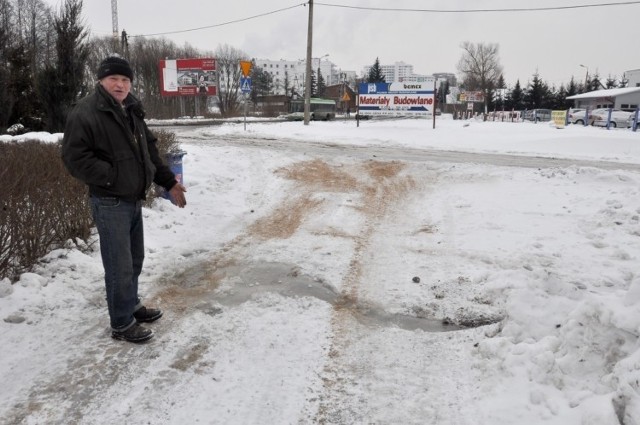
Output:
top-left (605, 75), bottom-right (617, 89)
top-left (37, 0), bottom-right (89, 132)
top-left (283, 70), bottom-right (291, 97)
top-left (7, 42), bottom-right (43, 131)
top-left (524, 72), bottom-right (550, 109)
top-left (588, 73), bottom-right (602, 91)
top-left (309, 69), bottom-right (317, 97)
top-left (316, 68), bottom-right (326, 97)
top-left (548, 84), bottom-right (559, 109)
top-left (250, 66), bottom-right (273, 103)
top-left (505, 79), bottom-right (524, 111)
top-left (367, 57), bottom-right (385, 83)
top-left (0, 0), bottom-right (14, 129)
top-left (486, 80), bottom-right (497, 111)
top-left (619, 75), bottom-right (628, 88)
top-left (566, 77), bottom-right (578, 99)
top-left (552, 84), bottom-right (567, 110)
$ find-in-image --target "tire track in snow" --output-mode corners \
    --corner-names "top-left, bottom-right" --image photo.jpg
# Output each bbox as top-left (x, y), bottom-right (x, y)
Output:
top-left (312, 161), bottom-right (419, 423)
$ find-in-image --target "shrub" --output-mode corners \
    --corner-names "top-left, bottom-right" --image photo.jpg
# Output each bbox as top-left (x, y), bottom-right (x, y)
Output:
top-left (0, 140), bottom-right (91, 280)
top-left (0, 129), bottom-right (179, 281)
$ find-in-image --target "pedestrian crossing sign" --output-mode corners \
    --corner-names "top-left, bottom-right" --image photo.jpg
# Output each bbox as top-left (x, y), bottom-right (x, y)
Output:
top-left (241, 77), bottom-right (252, 93)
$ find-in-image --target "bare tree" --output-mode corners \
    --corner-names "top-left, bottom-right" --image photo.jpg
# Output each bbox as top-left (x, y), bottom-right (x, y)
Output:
top-left (215, 43), bottom-right (249, 117)
top-left (457, 41), bottom-right (503, 114)
top-left (127, 37), bottom-right (182, 118)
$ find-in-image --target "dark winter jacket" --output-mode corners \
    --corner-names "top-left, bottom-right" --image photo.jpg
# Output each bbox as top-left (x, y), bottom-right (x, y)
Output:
top-left (61, 84), bottom-right (177, 201)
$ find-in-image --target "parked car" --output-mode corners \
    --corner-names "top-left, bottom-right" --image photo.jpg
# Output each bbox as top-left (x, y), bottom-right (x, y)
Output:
top-left (590, 108), bottom-right (633, 128)
top-left (627, 113), bottom-right (640, 128)
top-left (568, 109), bottom-right (589, 125)
top-left (524, 109), bottom-right (552, 122)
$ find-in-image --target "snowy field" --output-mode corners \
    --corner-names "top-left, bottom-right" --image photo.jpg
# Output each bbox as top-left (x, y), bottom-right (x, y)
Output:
top-left (1, 116), bottom-right (640, 424)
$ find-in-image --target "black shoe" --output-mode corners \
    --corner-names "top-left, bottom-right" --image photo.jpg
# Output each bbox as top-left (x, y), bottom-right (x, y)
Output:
top-left (112, 323), bottom-right (154, 343)
top-left (133, 306), bottom-right (163, 323)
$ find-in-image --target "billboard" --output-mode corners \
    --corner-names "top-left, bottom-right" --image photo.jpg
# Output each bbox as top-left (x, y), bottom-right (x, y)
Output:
top-left (159, 58), bottom-right (217, 97)
top-left (459, 91), bottom-right (484, 103)
top-left (358, 80), bottom-right (435, 116)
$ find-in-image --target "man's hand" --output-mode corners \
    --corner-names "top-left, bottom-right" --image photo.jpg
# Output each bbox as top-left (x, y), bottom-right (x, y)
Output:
top-left (169, 183), bottom-right (187, 208)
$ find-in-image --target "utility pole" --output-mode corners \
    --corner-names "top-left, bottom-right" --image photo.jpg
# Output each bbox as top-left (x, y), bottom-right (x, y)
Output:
top-left (303, 0), bottom-right (313, 125)
top-left (111, 0), bottom-right (119, 52)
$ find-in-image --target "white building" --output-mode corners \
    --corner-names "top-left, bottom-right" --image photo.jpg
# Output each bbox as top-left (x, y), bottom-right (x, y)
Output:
top-left (433, 72), bottom-right (458, 87)
top-left (625, 69), bottom-right (640, 87)
top-left (381, 61), bottom-right (413, 82)
top-left (361, 61), bottom-right (430, 83)
top-left (255, 58), bottom-right (342, 95)
top-left (567, 86), bottom-right (640, 110)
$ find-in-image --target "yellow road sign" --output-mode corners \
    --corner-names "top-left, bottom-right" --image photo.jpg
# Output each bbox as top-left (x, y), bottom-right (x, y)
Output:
top-left (240, 60), bottom-right (252, 77)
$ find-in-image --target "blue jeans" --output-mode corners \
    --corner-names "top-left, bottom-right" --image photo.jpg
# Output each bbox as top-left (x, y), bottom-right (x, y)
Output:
top-left (90, 196), bottom-right (144, 331)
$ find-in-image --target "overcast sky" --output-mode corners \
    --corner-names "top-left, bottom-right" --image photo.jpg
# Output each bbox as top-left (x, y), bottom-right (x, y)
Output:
top-left (44, 0), bottom-right (640, 87)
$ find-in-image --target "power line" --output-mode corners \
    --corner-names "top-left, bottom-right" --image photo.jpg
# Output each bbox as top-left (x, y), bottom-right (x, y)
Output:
top-left (314, 1), bottom-right (640, 13)
top-left (125, 0), bottom-right (640, 40)
top-left (130, 3), bottom-right (306, 38)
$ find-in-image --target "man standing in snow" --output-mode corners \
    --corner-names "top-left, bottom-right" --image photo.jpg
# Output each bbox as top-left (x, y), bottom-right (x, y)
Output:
top-left (61, 55), bottom-right (187, 343)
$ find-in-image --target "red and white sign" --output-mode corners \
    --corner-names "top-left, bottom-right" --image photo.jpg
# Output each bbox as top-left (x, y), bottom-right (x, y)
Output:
top-left (461, 91), bottom-right (484, 103)
top-left (159, 58), bottom-right (217, 97)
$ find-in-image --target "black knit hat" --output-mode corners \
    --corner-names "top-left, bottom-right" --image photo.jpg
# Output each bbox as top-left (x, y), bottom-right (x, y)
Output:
top-left (97, 55), bottom-right (133, 81)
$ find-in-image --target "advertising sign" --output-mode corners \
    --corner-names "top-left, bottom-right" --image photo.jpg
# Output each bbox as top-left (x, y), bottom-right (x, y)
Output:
top-left (159, 58), bottom-right (217, 97)
top-left (358, 80), bottom-right (435, 116)
top-left (459, 91), bottom-right (484, 103)
top-left (551, 110), bottom-right (567, 128)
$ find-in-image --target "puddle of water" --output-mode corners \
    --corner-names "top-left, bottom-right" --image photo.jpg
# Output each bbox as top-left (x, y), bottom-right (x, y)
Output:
top-left (202, 261), bottom-right (467, 332)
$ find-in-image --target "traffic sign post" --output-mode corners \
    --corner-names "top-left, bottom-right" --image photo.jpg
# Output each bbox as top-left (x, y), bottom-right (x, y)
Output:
top-left (239, 61), bottom-right (253, 131)
top-left (241, 77), bottom-right (252, 131)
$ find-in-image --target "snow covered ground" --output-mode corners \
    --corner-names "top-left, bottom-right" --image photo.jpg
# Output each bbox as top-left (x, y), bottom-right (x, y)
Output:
top-left (1, 116), bottom-right (639, 424)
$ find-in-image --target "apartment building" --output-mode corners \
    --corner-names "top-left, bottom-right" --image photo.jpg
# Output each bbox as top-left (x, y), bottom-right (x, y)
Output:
top-left (361, 61), bottom-right (430, 83)
top-left (625, 69), bottom-right (640, 87)
top-left (255, 58), bottom-right (338, 95)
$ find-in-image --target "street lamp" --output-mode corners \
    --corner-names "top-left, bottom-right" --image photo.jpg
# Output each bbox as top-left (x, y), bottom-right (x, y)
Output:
top-left (315, 54), bottom-right (329, 96)
top-left (314, 54), bottom-right (329, 84)
top-left (580, 64), bottom-right (589, 90)
top-left (316, 53), bottom-right (329, 68)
